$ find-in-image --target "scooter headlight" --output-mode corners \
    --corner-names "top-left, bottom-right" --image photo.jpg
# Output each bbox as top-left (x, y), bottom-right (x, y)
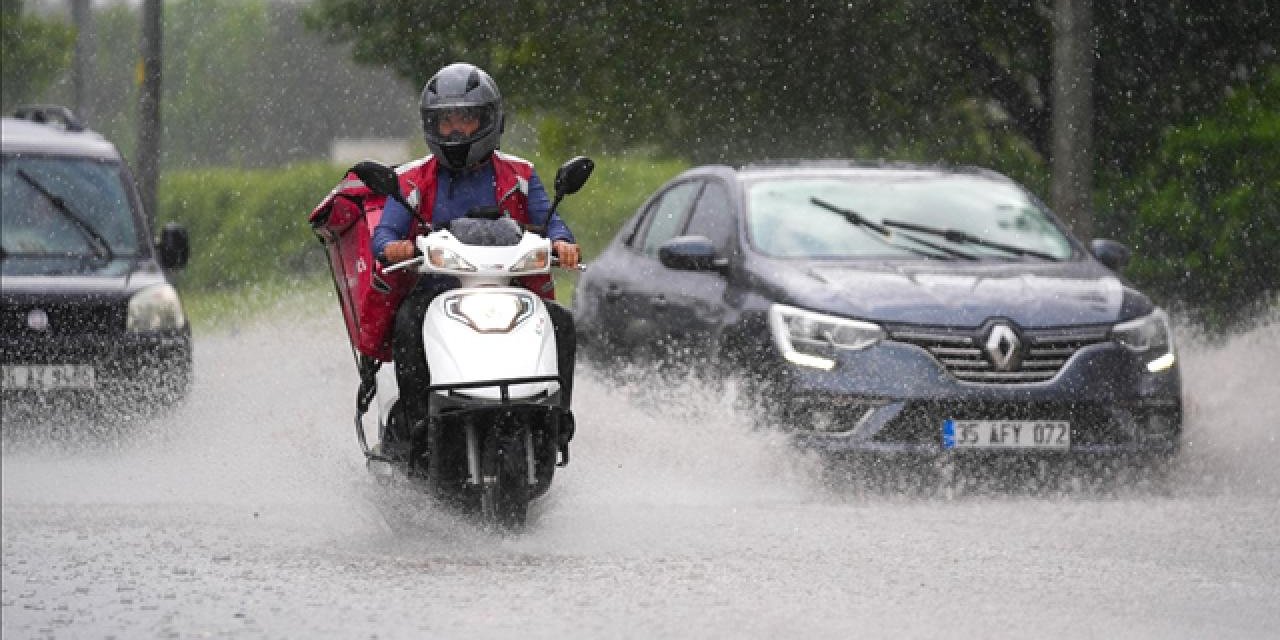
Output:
top-left (509, 247), bottom-right (550, 274)
top-left (127, 284), bottom-right (187, 332)
top-left (1112, 308), bottom-right (1176, 372)
top-left (444, 292), bottom-right (536, 333)
top-left (768, 304), bottom-right (883, 370)
top-left (427, 246), bottom-right (476, 272)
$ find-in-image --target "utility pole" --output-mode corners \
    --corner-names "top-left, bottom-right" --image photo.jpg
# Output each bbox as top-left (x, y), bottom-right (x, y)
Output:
top-left (1051, 0), bottom-right (1094, 240)
top-left (71, 0), bottom-right (93, 125)
top-left (137, 0), bottom-right (163, 231)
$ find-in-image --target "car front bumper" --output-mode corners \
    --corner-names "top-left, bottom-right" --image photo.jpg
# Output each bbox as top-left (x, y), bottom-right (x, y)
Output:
top-left (771, 339), bottom-right (1182, 457)
top-left (2, 330), bottom-right (192, 404)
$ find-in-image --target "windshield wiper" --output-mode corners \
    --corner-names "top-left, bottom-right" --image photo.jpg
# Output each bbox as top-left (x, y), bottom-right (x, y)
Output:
top-left (879, 217), bottom-right (1059, 261)
top-left (15, 169), bottom-right (115, 263)
top-left (809, 197), bottom-right (974, 260)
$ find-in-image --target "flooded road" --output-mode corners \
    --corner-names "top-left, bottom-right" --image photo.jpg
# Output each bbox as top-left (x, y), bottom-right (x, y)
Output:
top-left (4, 295), bottom-right (1279, 639)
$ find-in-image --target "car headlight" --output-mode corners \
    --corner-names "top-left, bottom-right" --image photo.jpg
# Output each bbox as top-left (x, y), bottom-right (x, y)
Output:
top-left (509, 247), bottom-right (550, 273)
top-left (427, 246), bottom-right (476, 271)
top-left (444, 292), bottom-right (536, 333)
top-left (127, 284), bottom-right (187, 332)
top-left (767, 303), bottom-right (884, 370)
top-left (1112, 309), bottom-right (1176, 372)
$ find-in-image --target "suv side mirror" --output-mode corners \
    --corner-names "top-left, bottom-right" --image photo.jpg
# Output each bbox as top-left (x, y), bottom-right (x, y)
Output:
top-left (157, 222), bottom-right (190, 269)
top-left (1090, 238), bottom-right (1130, 272)
top-left (659, 235), bottom-right (728, 272)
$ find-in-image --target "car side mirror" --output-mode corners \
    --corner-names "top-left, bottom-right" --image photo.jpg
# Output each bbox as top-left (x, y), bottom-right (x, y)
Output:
top-left (1090, 238), bottom-right (1131, 272)
top-left (659, 235), bottom-right (727, 272)
top-left (156, 222), bottom-right (189, 269)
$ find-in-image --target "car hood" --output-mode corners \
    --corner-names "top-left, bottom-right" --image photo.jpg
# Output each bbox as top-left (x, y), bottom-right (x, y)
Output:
top-left (768, 259), bottom-right (1150, 327)
top-left (0, 267), bottom-right (169, 301)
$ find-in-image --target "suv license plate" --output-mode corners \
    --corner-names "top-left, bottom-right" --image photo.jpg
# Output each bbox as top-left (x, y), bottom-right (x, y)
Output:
top-left (2, 365), bottom-right (96, 391)
top-left (943, 419), bottom-right (1070, 450)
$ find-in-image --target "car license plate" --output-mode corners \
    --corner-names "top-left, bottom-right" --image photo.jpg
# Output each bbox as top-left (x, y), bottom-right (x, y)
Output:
top-left (1, 364), bottom-right (96, 391)
top-left (942, 419), bottom-right (1070, 450)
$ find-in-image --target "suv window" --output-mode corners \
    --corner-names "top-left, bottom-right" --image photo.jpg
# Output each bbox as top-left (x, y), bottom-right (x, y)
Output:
top-left (638, 180), bottom-right (702, 257)
top-left (2, 156), bottom-right (140, 268)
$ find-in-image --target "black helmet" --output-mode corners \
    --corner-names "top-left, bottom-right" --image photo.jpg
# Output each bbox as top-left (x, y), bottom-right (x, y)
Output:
top-left (420, 63), bottom-right (504, 171)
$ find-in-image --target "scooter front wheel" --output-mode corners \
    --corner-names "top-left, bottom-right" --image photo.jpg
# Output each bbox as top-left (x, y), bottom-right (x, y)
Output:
top-left (479, 427), bottom-right (530, 530)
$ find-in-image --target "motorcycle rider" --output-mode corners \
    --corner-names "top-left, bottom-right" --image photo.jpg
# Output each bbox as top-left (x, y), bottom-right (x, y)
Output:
top-left (372, 62), bottom-right (580, 459)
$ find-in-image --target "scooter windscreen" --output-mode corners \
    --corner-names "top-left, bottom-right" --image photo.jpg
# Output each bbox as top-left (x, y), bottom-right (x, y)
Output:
top-left (447, 215), bottom-right (523, 247)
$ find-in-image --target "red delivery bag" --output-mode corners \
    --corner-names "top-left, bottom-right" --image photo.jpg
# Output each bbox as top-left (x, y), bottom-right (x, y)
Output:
top-left (308, 171), bottom-right (418, 363)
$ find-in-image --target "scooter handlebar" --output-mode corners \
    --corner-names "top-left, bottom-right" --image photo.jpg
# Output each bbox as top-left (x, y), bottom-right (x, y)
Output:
top-left (381, 249), bottom-right (584, 274)
top-left (551, 256), bottom-right (587, 272)
top-left (382, 254), bottom-right (425, 274)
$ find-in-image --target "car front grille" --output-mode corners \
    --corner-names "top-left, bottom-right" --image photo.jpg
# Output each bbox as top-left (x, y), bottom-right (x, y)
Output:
top-left (1, 300), bottom-right (127, 336)
top-left (887, 324), bottom-right (1111, 384)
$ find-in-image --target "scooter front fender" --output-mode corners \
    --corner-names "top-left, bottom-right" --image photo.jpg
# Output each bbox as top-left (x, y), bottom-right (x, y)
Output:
top-left (423, 288), bottom-right (560, 400)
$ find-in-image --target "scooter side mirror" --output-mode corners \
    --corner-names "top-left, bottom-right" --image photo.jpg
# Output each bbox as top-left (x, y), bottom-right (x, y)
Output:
top-left (350, 160), bottom-right (401, 199)
top-left (554, 156), bottom-right (595, 198)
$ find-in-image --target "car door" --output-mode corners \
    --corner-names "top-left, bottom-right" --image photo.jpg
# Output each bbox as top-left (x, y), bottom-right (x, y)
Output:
top-left (597, 179), bottom-right (702, 353)
top-left (655, 179), bottom-right (737, 364)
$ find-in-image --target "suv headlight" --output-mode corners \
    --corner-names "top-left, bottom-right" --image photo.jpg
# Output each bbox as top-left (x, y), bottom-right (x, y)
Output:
top-left (127, 284), bottom-right (187, 332)
top-left (1112, 309), bottom-right (1176, 372)
top-left (444, 292), bottom-right (536, 333)
top-left (768, 304), bottom-right (883, 370)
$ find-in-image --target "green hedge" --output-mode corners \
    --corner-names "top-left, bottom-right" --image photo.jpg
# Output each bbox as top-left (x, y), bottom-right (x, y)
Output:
top-left (158, 162), bottom-right (339, 292)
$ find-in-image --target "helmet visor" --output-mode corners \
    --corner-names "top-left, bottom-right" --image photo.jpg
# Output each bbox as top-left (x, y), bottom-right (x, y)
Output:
top-left (423, 105), bottom-right (496, 144)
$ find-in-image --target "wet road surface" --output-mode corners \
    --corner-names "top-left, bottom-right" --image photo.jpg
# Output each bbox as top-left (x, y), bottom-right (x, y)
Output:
top-left (4, 295), bottom-right (1279, 638)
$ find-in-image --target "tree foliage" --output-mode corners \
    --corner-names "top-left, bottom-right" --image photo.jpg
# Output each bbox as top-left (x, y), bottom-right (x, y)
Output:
top-left (306, 2), bottom-right (1031, 165)
top-left (306, 0), bottom-right (1277, 177)
top-left (0, 0), bottom-right (75, 113)
top-left (1122, 67), bottom-right (1280, 332)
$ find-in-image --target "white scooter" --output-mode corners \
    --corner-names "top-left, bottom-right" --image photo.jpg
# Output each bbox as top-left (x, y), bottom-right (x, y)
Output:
top-left (350, 157), bottom-right (593, 529)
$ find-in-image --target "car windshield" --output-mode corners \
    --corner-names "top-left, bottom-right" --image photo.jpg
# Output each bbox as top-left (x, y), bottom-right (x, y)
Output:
top-left (745, 173), bottom-right (1075, 260)
top-left (1, 155), bottom-right (140, 272)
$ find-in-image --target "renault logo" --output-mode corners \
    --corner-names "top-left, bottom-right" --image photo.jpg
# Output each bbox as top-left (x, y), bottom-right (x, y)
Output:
top-left (27, 309), bottom-right (49, 331)
top-left (985, 323), bottom-right (1022, 371)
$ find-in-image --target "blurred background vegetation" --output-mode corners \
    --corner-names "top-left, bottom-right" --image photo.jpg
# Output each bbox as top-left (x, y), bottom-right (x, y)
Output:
top-left (3, 0), bottom-right (1276, 334)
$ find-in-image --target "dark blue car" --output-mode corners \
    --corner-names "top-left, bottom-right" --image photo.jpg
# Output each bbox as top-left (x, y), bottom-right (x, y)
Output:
top-left (575, 161), bottom-right (1181, 461)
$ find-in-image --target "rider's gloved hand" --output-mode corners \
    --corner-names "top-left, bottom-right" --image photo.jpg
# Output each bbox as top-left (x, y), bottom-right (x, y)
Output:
top-left (553, 240), bottom-right (580, 270)
top-left (383, 239), bottom-right (416, 264)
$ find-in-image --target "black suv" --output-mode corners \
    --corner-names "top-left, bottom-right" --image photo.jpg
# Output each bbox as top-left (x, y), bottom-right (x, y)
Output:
top-left (1, 106), bottom-right (192, 410)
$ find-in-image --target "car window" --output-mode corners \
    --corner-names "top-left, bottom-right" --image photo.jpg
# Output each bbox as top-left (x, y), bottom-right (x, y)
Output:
top-left (684, 180), bottom-right (736, 255)
top-left (1, 156), bottom-right (140, 260)
top-left (745, 174), bottom-right (1074, 260)
top-left (638, 180), bottom-right (702, 257)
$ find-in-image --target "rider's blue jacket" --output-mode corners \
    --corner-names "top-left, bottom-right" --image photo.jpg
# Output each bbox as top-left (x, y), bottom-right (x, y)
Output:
top-left (371, 160), bottom-right (574, 267)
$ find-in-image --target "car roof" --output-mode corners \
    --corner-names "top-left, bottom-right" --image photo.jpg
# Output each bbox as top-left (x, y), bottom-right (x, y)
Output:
top-left (671, 159), bottom-right (1010, 184)
top-left (734, 159), bottom-right (1009, 182)
top-left (1, 115), bottom-right (122, 161)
